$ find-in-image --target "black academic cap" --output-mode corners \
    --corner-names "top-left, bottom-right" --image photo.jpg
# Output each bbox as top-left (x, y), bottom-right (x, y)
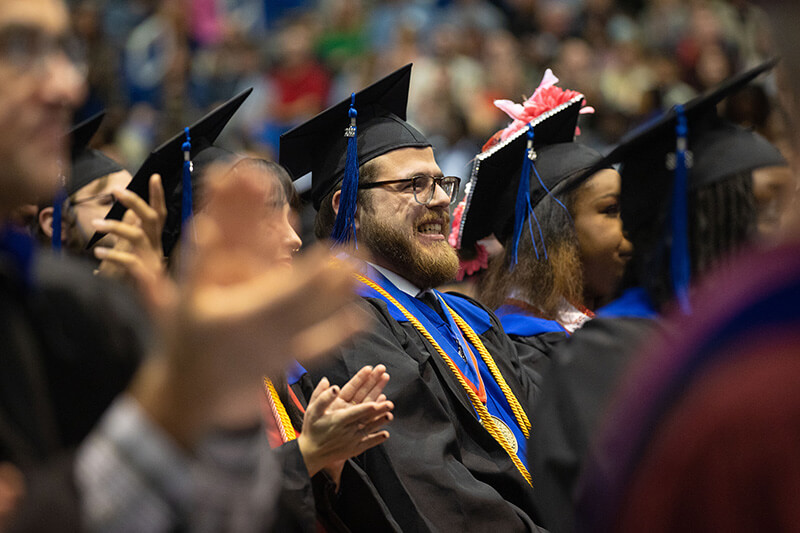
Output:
top-left (66, 112), bottom-right (124, 196)
top-left (590, 59), bottom-right (784, 237)
top-left (454, 94), bottom-right (590, 250)
top-left (87, 88), bottom-right (252, 253)
top-left (69, 112), bottom-right (103, 162)
top-left (597, 57), bottom-right (779, 172)
top-left (279, 64), bottom-right (430, 210)
top-left (591, 59), bottom-right (784, 312)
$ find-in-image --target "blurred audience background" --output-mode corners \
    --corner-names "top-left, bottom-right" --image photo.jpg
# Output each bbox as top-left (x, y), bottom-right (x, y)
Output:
top-left (68, 0), bottom-right (793, 193)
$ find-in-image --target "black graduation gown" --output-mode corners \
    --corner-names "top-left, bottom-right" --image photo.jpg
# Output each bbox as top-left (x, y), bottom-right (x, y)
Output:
top-left (269, 374), bottom-right (402, 533)
top-left (307, 287), bottom-right (550, 532)
top-left (0, 250), bottom-right (146, 465)
top-left (527, 315), bottom-right (657, 533)
top-left (510, 332), bottom-right (568, 360)
top-left (0, 246), bottom-right (147, 531)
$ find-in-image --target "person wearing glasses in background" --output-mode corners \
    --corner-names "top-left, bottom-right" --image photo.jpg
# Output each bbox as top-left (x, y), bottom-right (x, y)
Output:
top-left (280, 65), bottom-right (549, 532)
top-left (34, 112), bottom-right (134, 258)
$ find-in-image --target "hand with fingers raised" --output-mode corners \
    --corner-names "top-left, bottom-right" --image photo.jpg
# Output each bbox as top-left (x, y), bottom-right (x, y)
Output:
top-left (93, 174), bottom-right (169, 312)
top-left (297, 365), bottom-right (393, 487)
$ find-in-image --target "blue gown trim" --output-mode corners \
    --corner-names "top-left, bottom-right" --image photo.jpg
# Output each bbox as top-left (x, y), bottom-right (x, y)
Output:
top-left (495, 305), bottom-right (565, 337)
top-left (596, 287), bottom-right (658, 319)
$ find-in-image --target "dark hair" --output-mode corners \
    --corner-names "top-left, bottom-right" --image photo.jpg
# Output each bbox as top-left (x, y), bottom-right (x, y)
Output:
top-left (629, 171), bottom-right (756, 310)
top-left (313, 159), bottom-right (380, 240)
top-left (479, 180), bottom-right (584, 318)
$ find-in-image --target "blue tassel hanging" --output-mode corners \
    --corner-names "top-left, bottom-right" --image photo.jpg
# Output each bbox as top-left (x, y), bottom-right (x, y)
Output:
top-left (181, 127), bottom-right (193, 227)
top-left (532, 161), bottom-right (572, 223)
top-left (51, 186), bottom-right (66, 252)
top-left (511, 127), bottom-right (547, 267)
top-left (331, 93), bottom-right (359, 247)
top-left (669, 104), bottom-right (691, 314)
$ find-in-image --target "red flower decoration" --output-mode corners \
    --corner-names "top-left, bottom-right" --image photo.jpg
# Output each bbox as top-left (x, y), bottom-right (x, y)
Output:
top-left (482, 69), bottom-right (594, 152)
top-left (455, 242), bottom-right (489, 281)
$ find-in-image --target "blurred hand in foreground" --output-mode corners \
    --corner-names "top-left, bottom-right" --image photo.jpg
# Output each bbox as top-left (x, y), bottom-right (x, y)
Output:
top-left (128, 164), bottom-right (368, 448)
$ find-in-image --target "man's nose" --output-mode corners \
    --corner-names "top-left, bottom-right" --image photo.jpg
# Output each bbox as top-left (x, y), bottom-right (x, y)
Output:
top-left (428, 180), bottom-right (451, 208)
top-left (39, 52), bottom-right (86, 109)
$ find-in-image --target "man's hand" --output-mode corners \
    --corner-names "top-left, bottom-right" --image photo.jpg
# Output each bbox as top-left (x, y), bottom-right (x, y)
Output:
top-left (297, 369), bottom-right (393, 481)
top-left (93, 174), bottom-right (168, 311)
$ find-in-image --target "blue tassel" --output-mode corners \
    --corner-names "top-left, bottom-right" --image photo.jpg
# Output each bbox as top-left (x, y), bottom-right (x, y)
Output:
top-left (670, 104), bottom-right (691, 314)
top-left (532, 161), bottom-right (572, 223)
top-left (331, 93), bottom-right (359, 247)
top-left (181, 127), bottom-right (193, 227)
top-left (51, 186), bottom-right (67, 252)
top-left (511, 127), bottom-right (547, 267)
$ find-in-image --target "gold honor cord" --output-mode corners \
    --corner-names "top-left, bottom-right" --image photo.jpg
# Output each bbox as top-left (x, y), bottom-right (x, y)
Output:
top-left (264, 378), bottom-right (296, 443)
top-left (356, 274), bottom-right (532, 486)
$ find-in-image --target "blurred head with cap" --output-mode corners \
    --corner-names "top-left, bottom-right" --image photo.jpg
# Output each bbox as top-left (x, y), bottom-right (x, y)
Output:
top-left (453, 70), bottom-right (632, 317)
top-left (280, 65), bottom-right (461, 289)
top-left (590, 59), bottom-right (786, 312)
top-left (36, 112), bottom-right (132, 254)
top-left (88, 89), bottom-right (252, 259)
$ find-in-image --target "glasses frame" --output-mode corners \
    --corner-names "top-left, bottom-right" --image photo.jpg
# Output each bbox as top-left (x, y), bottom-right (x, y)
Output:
top-left (358, 175), bottom-right (461, 206)
top-left (69, 192), bottom-right (116, 207)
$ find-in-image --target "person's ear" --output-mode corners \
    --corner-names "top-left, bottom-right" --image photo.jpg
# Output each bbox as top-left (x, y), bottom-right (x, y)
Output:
top-left (38, 206), bottom-right (68, 241)
top-left (38, 207), bottom-right (54, 238)
top-left (332, 190), bottom-right (341, 217)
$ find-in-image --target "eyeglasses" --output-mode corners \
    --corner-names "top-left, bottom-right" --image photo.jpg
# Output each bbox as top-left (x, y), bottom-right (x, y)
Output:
top-left (359, 175), bottom-right (461, 205)
top-left (70, 192), bottom-right (115, 207)
top-left (0, 24), bottom-right (87, 75)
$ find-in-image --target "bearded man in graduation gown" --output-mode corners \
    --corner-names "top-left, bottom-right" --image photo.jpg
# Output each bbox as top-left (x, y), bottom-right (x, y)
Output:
top-left (279, 65), bottom-right (549, 532)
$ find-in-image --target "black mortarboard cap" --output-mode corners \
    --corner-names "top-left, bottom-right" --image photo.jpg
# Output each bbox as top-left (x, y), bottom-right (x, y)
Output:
top-left (69, 112), bottom-right (103, 162)
top-left (592, 59), bottom-right (784, 237)
top-left (279, 64), bottom-right (430, 211)
top-left (454, 94), bottom-right (589, 250)
top-left (66, 112), bottom-right (124, 196)
top-left (87, 89), bottom-right (252, 254)
top-left (591, 59), bottom-right (784, 311)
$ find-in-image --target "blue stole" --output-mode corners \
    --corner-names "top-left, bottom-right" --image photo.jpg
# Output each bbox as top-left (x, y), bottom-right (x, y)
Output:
top-left (357, 266), bottom-right (528, 468)
top-left (596, 287), bottom-right (658, 319)
top-left (495, 304), bottom-right (566, 337)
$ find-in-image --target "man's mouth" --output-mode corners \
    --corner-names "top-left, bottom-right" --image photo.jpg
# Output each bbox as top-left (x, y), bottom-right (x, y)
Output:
top-left (418, 222), bottom-right (443, 235)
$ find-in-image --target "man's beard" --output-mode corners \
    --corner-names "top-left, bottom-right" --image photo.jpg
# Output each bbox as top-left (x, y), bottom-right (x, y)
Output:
top-left (359, 208), bottom-right (459, 289)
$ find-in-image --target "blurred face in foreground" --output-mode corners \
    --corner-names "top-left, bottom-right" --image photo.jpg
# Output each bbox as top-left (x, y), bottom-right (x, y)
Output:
top-left (224, 159), bottom-right (302, 270)
top-left (0, 0), bottom-right (85, 215)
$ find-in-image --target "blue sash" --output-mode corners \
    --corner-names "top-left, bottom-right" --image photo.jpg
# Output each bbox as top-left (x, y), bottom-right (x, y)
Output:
top-left (357, 267), bottom-right (528, 468)
top-left (596, 287), bottom-right (658, 319)
top-left (495, 304), bottom-right (566, 337)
